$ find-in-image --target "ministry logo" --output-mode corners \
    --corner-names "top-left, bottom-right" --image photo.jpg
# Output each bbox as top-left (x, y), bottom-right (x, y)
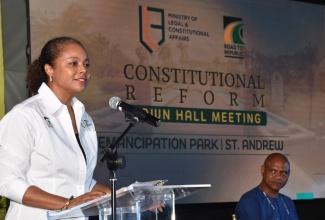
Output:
top-left (139, 6), bottom-right (165, 53)
top-left (223, 16), bottom-right (244, 59)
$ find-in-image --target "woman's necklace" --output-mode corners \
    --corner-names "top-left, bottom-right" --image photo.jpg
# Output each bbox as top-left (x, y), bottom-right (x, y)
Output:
top-left (263, 191), bottom-right (290, 215)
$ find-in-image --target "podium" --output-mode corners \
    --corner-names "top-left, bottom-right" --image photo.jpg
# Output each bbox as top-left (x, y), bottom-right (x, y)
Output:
top-left (47, 180), bottom-right (211, 220)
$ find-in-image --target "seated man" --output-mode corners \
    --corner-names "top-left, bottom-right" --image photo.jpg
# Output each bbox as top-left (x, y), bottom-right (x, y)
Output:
top-left (235, 153), bottom-right (299, 220)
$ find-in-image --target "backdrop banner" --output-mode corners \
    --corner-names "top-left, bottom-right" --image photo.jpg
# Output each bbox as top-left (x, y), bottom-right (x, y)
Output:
top-left (0, 2), bottom-right (5, 119)
top-left (29, 0), bottom-right (325, 203)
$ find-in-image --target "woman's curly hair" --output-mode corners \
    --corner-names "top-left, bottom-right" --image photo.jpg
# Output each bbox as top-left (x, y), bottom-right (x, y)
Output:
top-left (26, 36), bottom-right (85, 95)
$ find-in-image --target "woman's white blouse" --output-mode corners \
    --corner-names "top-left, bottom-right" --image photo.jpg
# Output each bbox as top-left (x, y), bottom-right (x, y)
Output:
top-left (0, 83), bottom-right (98, 219)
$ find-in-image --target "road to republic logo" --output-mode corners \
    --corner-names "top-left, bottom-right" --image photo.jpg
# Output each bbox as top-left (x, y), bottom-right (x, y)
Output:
top-left (224, 16), bottom-right (244, 59)
top-left (139, 6), bottom-right (165, 53)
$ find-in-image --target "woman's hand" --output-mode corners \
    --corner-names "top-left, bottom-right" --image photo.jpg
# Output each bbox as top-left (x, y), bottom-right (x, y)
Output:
top-left (67, 190), bottom-right (107, 209)
top-left (66, 182), bottom-right (111, 209)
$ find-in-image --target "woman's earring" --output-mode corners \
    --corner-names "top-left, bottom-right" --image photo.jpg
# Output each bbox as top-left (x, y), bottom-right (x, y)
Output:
top-left (50, 76), bottom-right (53, 82)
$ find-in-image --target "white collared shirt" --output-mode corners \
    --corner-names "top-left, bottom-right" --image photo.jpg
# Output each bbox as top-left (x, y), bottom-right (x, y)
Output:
top-left (0, 83), bottom-right (98, 219)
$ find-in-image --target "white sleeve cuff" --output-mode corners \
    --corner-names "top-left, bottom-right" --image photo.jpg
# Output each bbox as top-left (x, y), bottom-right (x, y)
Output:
top-left (5, 178), bottom-right (31, 203)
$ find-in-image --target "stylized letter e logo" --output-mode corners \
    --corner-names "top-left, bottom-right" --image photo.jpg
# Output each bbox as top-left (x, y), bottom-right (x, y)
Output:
top-left (139, 6), bottom-right (165, 53)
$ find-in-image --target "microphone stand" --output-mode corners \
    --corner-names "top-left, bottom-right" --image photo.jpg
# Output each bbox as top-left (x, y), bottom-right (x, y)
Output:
top-left (98, 114), bottom-right (139, 220)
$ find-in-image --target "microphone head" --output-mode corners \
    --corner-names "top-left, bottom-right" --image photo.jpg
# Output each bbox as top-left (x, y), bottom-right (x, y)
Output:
top-left (109, 96), bottom-right (121, 109)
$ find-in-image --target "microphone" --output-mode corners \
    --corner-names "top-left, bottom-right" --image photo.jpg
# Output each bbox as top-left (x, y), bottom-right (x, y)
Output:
top-left (109, 96), bottom-right (161, 127)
